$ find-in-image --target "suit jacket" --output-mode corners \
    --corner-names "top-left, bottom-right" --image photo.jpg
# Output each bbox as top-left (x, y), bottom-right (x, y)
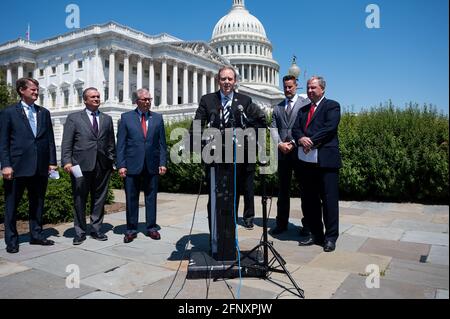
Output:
top-left (61, 110), bottom-right (116, 172)
top-left (116, 109), bottom-right (167, 175)
top-left (0, 102), bottom-right (56, 177)
top-left (292, 98), bottom-right (342, 168)
top-left (271, 94), bottom-right (310, 160)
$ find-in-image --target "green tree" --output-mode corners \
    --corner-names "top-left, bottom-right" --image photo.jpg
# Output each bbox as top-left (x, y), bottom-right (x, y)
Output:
top-left (0, 80), bottom-right (18, 109)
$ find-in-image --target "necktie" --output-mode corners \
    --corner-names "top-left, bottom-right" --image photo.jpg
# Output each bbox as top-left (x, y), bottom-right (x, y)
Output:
top-left (141, 113), bottom-right (147, 138)
top-left (223, 96), bottom-right (231, 125)
top-left (286, 100), bottom-right (293, 118)
top-left (27, 106), bottom-right (37, 137)
top-left (305, 103), bottom-right (316, 129)
top-left (91, 112), bottom-right (99, 136)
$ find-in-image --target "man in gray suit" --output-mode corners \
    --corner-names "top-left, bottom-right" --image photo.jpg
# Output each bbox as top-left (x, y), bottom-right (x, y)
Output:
top-left (270, 75), bottom-right (310, 235)
top-left (61, 87), bottom-right (116, 245)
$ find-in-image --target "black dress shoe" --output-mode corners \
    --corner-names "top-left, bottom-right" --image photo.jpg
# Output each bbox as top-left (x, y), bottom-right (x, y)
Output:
top-left (243, 220), bottom-right (254, 229)
top-left (90, 232), bottom-right (108, 241)
top-left (298, 236), bottom-right (315, 246)
top-left (323, 241), bottom-right (336, 252)
top-left (6, 245), bottom-right (19, 254)
top-left (73, 235), bottom-right (87, 245)
top-left (123, 233), bottom-right (137, 243)
top-left (270, 226), bottom-right (287, 235)
top-left (30, 238), bottom-right (55, 246)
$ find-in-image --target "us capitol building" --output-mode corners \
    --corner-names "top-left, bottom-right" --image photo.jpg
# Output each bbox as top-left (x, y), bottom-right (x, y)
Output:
top-left (0, 0), bottom-right (284, 152)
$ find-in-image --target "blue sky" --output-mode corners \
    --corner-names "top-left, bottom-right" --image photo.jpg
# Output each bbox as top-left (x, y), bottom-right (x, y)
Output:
top-left (1, 0), bottom-right (448, 114)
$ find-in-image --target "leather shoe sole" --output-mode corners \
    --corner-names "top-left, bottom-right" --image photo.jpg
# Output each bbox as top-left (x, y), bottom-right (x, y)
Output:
top-left (147, 231), bottom-right (161, 240)
top-left (90, 233), bottom-right (108, 241)
top-left (73, 235), bottom-right (87, 245)
top-left (323, 241), bottom-right (336, 252)
top-left (30, 239), bottom-right (55, 246)
top-left (6, 246), bottom-right (19, 254)
top-left (124, 233), bottom-right (137, 243)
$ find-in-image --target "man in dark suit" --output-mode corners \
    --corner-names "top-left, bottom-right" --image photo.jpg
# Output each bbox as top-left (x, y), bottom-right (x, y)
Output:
top-left (117, 88), bottom-right (167, 243)
top-left (61, 87), bottom-right (116, 245)
top-left (270, 75), bottom-right (310, 236)
top-left (0, 78), bottom-right (57, 253)
top-left (293, 76), bottom-right (342, 252)
top-left (193, 66), bottom-right (266, 232)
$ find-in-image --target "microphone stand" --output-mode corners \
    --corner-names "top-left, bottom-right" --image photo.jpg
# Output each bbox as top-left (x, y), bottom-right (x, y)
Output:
top-left (219, 126), bottom-right (305, 299)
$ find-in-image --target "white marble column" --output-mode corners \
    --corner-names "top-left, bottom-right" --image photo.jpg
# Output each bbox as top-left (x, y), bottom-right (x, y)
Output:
top-left (136, 56), bottom-right (143, 90)
top-left (149, 60), bottom-right (155, 100)
top-left (255, 65), bottom-right (259, 83)
top-left (276, 70), bottom-right (280, 87)
top-left (241, 65), bottom-right (245, 82)
top-left (172, 61), bottom-right (178, 105)
top-left (201, 71), bottom-right (207, 97)
top-left (123, 53), bottom-right (130, 103)
top-left (108, 50), bottom-right (116, 102)
top-left (83, 51), bottom-right (90, 87)
top-left (161, 58), bottom-right (167, 106)
top-left (209, 73), bottom-right (215, 93)
top-left (262, 66), bottom-right (266, 83)
top-left (192, 67), bottom-right (198, 103)
top-left (6, 66), bottom-right (12, 85)
top-left (182, 64), bottom-right (188, 104)
top-left (18, 63), bottom-right (24, 79)
top-left (249, 65), bottom-right (252, 82)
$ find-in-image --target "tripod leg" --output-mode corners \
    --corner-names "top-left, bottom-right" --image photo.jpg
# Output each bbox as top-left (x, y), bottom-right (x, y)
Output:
top-left (266, 242), bottom-right (305, 298)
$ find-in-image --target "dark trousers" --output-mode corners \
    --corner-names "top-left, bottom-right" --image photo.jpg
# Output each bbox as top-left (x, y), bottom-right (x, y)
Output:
top-left (124, 168), bottom-right (159, 234)
top-left (298, 162), bottom-right (340, 243)
top-left (71, 162), bottom-right (111, 236)
top-left (276, 155), bottom-right (303, 229)
top-left (3, 175), bottom-right (48, 247)
top-left (236, 164), bottom-right (255, 223)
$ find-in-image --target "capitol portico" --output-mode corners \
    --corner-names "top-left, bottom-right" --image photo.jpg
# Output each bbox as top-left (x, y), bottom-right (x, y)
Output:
top-left (0, 0), bottom-right (284, 157)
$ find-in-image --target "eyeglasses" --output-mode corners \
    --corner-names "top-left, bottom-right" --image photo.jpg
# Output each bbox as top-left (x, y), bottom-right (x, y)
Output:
top-left (138, 98), bottom-right (153, 102)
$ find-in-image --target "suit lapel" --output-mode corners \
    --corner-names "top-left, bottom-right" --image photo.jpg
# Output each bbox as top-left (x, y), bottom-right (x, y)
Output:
top-left (35, 105), bottom-right (43, 137)
top-left (15, 103), bottom-right (35, 137)
top-left (278, 103), bottom-right (289, 127)
top-left (81, 111), bottom-right (96, 138)
top-left (310, 98), bottom-right (326, 125)
top-left (99, 112), bottom-right (109, 137)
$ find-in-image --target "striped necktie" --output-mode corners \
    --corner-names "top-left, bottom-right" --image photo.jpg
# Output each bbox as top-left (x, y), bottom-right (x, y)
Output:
top-left (223, 96), bottom-right (231, 125)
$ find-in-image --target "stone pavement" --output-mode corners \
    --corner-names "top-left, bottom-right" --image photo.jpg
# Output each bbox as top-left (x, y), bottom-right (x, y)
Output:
top-left (0, 190), bottom-right (448, 299)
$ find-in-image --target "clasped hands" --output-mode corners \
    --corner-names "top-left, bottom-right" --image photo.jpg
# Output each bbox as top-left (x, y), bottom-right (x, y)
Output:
top-left (299, 137), bottom-right (314, 154)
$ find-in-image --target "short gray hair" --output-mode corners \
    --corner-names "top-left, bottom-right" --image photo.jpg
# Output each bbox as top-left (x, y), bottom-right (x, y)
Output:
top-left (308, 76), bottom-right (326, 90)
top-left (134, 88), bottom-right (150, 103)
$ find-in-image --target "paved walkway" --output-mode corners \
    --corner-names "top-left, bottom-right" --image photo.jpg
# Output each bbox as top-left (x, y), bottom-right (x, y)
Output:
top-left (0, 191), bottom-right (448, 299)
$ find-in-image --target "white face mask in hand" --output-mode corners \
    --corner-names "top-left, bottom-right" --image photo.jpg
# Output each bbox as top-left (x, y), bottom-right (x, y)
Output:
top-left (48, 169), bottom-right (60, 180)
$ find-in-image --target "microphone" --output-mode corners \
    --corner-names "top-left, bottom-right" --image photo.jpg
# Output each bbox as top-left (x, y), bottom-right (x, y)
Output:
top-left (237, 105), bottom-right (248, 128)
top-left (208, 112), bottom-right (216, 128)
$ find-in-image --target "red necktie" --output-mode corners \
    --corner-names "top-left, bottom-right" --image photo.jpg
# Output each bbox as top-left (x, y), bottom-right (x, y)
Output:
top-left (141, 113), bottom-right (147, 138)
top-left (305, 103), bottom-right (316, 129)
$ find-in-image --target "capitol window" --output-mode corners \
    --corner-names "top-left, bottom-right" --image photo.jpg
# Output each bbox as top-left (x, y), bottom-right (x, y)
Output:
top-left (77, 60), bottom-right (83, 69)
top-left (64, 63), bottom-right (69, 72)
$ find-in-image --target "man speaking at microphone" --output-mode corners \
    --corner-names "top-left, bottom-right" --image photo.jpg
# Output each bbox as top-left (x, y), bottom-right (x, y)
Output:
top-left (193, 66), bottom-right (266, 240)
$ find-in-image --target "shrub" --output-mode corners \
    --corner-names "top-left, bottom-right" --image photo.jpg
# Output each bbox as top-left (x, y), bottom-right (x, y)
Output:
top-left (0, 169), bottom-right (114, 224)
top-left (339, 103), bottom-right (448, 203)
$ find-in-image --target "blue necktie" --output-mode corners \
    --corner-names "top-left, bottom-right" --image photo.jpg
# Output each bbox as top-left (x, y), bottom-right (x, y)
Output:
top-left (27, 106), bottom-right (37, 136)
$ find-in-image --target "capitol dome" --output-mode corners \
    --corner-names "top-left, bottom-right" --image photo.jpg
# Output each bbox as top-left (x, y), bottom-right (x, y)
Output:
top-left (212, 0), bottom-right (267, 40)
top-left (210, 0), bottom-right (282, 96)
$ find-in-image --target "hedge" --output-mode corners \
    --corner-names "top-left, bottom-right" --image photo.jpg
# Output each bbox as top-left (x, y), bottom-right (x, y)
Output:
top-left (0, 169), bottom-right (114, 223)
